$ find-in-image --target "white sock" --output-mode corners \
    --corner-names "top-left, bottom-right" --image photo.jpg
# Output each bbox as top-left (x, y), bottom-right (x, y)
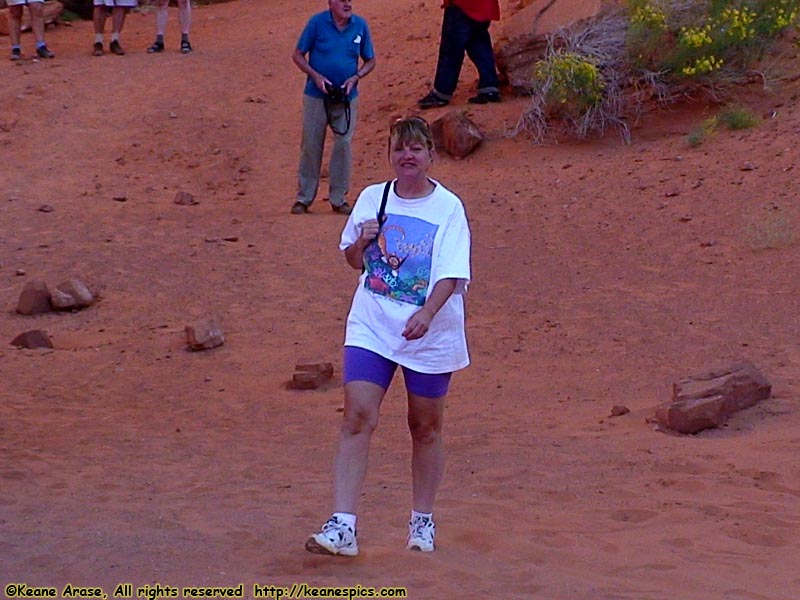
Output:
top-left (94, 34), bottom-right (103, 44)
top-left (411, 510), bottom-right (433, 522)
top-left (333, 512), bottom-right (357, 529)
top-left (111, 32), bottom-right (120, 43)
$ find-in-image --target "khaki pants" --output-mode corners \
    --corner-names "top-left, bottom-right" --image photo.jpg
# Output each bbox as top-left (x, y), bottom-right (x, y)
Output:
top-left (296, 94), bottom-right (359, 208)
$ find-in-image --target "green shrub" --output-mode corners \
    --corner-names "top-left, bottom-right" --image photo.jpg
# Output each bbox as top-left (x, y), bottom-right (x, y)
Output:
top-left (513, 0), bottom-right (798, 144)
top-left (718, 104), bottom-right (760, 128)
top-left (627, 0), bottom-right (800, 80)
top-left (533, 51), bottom-right (606, 118)
top-left (687, 116), bottom-right (719, 146)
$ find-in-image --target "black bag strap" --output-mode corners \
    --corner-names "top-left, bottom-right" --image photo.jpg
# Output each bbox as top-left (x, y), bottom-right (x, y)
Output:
top-left (362, 181), bottom-right (392, 274)
top-left (377, 180), bottom-right (392, 230)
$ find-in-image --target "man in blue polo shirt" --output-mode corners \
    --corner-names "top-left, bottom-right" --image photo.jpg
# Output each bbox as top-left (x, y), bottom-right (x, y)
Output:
top-left (291, 0), bottom-right (376, 216)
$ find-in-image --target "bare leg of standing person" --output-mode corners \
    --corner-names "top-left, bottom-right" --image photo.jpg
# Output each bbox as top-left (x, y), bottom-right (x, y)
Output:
top-left (148, 0), bottom-right (168, 53)
top-left (109, 6), bottom-right (128, 55)
top-left (305, 380), bottom-right (386, 556)
top-left (92, 5), bottom-right (107, 56)
top-left (406, 392), bottom-right (445, 552)
top-left (178, 0), bottom-right (192, 53)
top-left (332, 381), bottom-right (385, 513)
top-left (8, 5), bottom-right (23, 60)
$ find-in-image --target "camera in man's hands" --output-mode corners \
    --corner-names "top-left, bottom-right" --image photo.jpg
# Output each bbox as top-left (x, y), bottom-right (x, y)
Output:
top-left (325, 82), bottom-right (348, 104)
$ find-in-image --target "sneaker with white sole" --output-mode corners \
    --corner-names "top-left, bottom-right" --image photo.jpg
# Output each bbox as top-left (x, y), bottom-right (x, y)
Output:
top-left (406, 515), bottom-right (435, 552)
top-left (305, 516), bottom-right (358, 556)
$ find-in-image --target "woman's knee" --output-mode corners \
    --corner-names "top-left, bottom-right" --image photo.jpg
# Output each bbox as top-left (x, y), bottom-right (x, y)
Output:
top-left (408, 417), bottom-right (442, 444)
top-left (341, 407), bottom-right (379, 436)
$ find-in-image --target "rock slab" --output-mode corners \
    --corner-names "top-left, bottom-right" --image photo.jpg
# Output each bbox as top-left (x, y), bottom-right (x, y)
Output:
top-left (654, 361), bottom-right (771, 434)
top-left (290, 361), bottom-right (334, 390)
top-left (10, 329), bottom-right (53, 349)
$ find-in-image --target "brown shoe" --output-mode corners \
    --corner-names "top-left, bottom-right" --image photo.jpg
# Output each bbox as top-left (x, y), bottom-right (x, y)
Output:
top-left (331, 201), bottom-right (352, 215)
top-left (110, 40), bottom-right (125, 56)
top-left (290, 201), bottom-right (309, 215)
top-left (92, 42), bottom-right (104, 57)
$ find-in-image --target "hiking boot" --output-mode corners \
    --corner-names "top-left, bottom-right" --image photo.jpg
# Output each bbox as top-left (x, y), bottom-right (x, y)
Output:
top-left (417, 91), bottom-right (449, 109)
top-left (305, 516), bottom-right (358, 556)
top-left (147, 40), bottom-right (164, 54)
top-left (180, 39), bottom-right (193, 54)
top-left (36, 45), bottom-right (54, 59)
top-left (92, 42), bottom-right (104, 56)
top-left (331, 201), bottom-right (352, 215)
top-left (406, 515), bottom-right (435, 552)
top-left (109, 40), bottom-right (125, 56)
top-left (290, 201), bottom-right (309, 215)
top-left (468, 91), bottom-right (501, 105)
top-left (10, 47), bottom-right (21, 61)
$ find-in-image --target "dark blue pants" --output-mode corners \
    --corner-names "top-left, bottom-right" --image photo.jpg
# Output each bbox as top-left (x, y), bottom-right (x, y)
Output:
top-left (432, 5), bottom-right (499, 99)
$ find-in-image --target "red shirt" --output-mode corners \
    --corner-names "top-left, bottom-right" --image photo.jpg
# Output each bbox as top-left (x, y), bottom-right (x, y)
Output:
top-left (450, 0), bottom-right (500, 22)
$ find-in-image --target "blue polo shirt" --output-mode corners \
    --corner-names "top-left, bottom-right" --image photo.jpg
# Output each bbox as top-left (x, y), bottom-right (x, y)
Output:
top-left (297, 10), bottom-right (375, 101)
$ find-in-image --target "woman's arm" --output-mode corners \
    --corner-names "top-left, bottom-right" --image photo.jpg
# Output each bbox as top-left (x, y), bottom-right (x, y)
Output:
top-left (402, 278), bottom-right (458, 340)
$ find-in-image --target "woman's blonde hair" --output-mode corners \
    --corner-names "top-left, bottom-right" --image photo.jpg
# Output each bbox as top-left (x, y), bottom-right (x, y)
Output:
top-left (389, 116), bottom-right (434, 154)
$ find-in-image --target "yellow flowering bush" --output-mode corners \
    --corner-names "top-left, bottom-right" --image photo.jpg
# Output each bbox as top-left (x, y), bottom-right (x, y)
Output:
top-left (533, 52), bottom-right (605, 118)
top-left (627, 0), bottom-right (800, 80)
top-left (515, 0), bottom-right (798, 144)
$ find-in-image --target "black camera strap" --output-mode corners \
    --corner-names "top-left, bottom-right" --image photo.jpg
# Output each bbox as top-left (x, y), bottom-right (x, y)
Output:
top-left (323, 94), bottom-right (351, 136)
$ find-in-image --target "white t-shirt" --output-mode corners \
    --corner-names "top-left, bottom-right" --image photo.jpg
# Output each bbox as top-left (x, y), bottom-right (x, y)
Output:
top-left (339, 179), bottom-right (471, 374)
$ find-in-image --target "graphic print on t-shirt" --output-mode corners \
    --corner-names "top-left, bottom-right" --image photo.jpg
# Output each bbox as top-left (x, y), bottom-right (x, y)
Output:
top-left (363, 214), bottom-right (438, 306)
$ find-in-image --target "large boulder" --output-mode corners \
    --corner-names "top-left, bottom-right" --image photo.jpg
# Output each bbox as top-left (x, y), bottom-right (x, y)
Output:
top-left (494, 0), bottom-right (603, 92)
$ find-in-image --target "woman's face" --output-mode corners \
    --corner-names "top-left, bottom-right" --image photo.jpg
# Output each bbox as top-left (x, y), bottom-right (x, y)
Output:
top-left (390, 138), bottom-right (433, 180)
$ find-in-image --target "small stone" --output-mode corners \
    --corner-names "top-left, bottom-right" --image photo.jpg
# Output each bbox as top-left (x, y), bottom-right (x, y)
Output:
top-left (185, 320), bottom-right (225, 351)
top-left (610, 405), bottom-right (630, 417)
top-left (16, 269), bottom-right (26, 276)
top-left (113, 195), bottom-right (128, 203)
top-left (290, 361), bottom-right (334, 390)
top-left (174, 191), bottom-right (199, 206)
top-left (10, 330), bottom-right (53, 349)
top-left (38, 204), bottom-right (54, 213)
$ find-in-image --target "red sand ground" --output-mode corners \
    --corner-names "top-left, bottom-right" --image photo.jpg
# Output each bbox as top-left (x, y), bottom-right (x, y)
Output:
top-left (2, 1), bottom-right (800, 598)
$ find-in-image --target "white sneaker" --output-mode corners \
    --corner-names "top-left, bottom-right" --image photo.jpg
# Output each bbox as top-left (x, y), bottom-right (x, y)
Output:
top-left (406, 515), bottom-right (435, 552)
top-left (305, 516), bottom-right (358, 556)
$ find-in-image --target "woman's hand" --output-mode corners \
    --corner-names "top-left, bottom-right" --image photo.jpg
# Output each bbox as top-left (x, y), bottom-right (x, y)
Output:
top-left (358, 218), bottom-right (380, 244)
top-left (401, 278), bottom-right (458, 339)
top-left (345, 219), bottom-right (380, 270)
top-left (403, 307), bottom-right (434, 340)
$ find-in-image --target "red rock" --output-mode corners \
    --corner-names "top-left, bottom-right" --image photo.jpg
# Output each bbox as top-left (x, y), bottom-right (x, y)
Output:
top-left (16, 280), bottom-right (53, 315)
top-left (430, 111), bottom-right (484, 159)
top-left (10, 330), bottom-right (53, 349)
top-left (185, 320), bottom-right (225, 351)
top-left (290, 361), bottom-right (334, 390)
top-left (654, 361), bottom-right (771, 434)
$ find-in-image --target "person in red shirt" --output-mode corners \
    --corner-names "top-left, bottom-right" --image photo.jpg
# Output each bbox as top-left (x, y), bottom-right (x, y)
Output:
top-left (418, 0), bottom-right (501, 108)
